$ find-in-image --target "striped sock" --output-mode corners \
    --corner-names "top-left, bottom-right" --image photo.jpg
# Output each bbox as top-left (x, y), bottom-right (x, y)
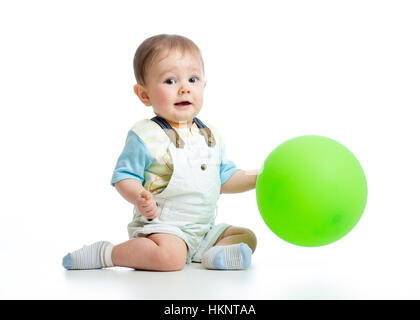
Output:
top-left (62, 241), bottom-right (114, 270)
top-left (201, 243), bottom-right (252, 270)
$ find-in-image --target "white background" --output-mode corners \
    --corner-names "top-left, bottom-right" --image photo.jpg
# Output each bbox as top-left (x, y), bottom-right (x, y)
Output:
top-left (1, 0), bottom-right (419, 299)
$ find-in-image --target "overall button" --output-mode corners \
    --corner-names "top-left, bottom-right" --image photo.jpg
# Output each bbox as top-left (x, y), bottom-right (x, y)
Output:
top-left (201, 164), bottom-right (207, 171)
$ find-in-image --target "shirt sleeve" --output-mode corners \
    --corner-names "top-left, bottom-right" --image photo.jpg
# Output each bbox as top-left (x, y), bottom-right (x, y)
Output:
top-left (220, 143), bottom-right (240, 185)
top-left (110, 130), bottom-right (154, 187)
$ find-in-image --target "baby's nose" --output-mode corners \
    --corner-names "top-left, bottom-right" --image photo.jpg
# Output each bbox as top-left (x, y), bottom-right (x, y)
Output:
top-left (178, 85), bottom-right (191, 95)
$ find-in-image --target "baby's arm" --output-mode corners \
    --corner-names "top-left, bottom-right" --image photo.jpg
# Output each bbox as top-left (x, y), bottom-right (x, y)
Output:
top-left (115, 179), bottom-right (158, 219)
top-left (220, 169), bottom-right (259, 194)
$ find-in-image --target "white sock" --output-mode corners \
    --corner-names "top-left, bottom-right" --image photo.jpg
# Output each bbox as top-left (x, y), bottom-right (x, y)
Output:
top-left (201, 243), bottom-right (252, 270)
top-left (62, 241), bottom-right (114, 270)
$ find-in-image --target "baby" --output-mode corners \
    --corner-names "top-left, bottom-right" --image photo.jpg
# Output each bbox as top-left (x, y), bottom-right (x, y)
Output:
top-left (62, 34), bottom-right (258, 271)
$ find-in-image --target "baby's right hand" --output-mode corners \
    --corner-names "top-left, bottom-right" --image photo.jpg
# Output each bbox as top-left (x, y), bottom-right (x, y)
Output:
top-left (135, 190), bottom-right (158, 220)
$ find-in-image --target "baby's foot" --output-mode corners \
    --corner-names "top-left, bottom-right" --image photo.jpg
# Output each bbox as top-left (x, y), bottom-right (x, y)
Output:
top-left (201, 243), bottom-right (252, 270)
top-left (62, 241), bottom-right (114, 270)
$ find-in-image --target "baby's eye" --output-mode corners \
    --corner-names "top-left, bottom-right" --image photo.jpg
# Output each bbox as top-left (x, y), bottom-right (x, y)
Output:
top-left (189, 77), bottom-right (199, 83)
top-left (164, 79), bottom-right (176, 85)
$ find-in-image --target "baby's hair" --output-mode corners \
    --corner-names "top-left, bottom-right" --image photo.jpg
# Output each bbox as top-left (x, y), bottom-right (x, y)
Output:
top-left (133, 34), bottom-right (204, 86)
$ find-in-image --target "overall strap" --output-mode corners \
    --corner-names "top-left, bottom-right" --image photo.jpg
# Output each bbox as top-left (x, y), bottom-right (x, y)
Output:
top-left (193, 118), bottom-right (216, 147)
top-left (151, 116), bottom-right (185, 148)
top-left (150, 116), bottom-right (216, 148)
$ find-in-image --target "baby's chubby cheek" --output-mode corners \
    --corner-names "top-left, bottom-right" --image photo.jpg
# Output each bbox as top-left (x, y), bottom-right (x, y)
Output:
top-left (154, 89), bottom-right (174, 108)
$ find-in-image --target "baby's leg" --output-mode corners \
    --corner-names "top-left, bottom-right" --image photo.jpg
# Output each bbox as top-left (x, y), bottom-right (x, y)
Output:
top-left (201, 226), bottom-right (257, 270)
top-left (214, 226), bottom-right (257, 252)
top-left (62, 233), bottom-right (187, 272)
top-left (112, 233), bottom-right (188, 271)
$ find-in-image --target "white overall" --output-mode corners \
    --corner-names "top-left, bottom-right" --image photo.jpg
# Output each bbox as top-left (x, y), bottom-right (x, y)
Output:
top-left (127, 123), bottom-right (230, 263)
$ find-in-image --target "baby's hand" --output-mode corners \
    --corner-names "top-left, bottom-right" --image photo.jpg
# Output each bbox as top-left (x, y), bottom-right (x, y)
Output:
top-left (135, 190), bottom-right (158, 220)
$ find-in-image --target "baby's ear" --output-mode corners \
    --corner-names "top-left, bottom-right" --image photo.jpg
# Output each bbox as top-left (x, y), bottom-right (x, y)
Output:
top-left (133, 84), bottom-right (152, 106)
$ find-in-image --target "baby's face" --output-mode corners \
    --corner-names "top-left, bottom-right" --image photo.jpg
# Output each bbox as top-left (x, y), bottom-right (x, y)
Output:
top-left (138, 49), bottom-right (206, 128)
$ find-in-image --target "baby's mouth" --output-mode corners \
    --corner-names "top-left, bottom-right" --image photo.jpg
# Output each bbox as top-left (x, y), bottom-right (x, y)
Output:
top-left (174, 101), bottom-right (192, 106)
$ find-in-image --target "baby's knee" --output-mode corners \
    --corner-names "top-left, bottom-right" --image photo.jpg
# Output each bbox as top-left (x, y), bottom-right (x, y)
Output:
top-left (155, 248), bottom-right (187, 271)
top-left (242, 228), bottom-right (257, 252)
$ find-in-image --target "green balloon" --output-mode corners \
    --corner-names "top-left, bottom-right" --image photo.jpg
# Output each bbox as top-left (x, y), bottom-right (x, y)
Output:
top-left (256, 135), bottom-right (368, 247)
